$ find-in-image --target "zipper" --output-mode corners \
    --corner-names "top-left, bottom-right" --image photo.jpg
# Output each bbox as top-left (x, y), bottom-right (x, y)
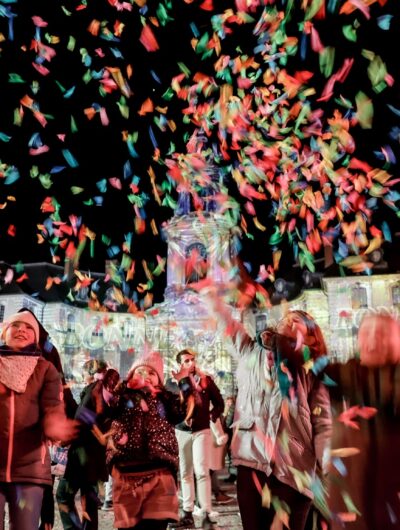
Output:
top-left (6, 390), bottom-right (15, 482)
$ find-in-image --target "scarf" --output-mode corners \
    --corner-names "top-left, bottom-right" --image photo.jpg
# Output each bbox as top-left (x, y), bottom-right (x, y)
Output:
top-left (0, 344), bottom-right (41, 393)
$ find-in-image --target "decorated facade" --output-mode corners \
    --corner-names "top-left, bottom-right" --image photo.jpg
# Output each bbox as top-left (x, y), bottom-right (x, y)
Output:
top-left (0, 209), bottom-right (399, 388)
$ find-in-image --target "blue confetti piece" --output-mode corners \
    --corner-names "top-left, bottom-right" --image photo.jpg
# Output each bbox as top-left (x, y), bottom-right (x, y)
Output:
top-left (377, 14), bottom-right (393, 31)
top-left (150, 69), bottom-right (161, 84)
top-left (64, 86), bottom-right (76, 98)
top-left (50, 166), bottom-right (66, 174)
top-left (107, 245), bottom-right (121, 258)
top-left (0, 132), bottom-right (11, 142)
top-left (62, 149), bottom-right (79, 168)
top-left (96, 179), bottom-right (107, 193)
top-left (4, 166), bottom-right (20, 185)
top-left (332, 457), bottom-right (347, 476)
top-left (123, 160), bottom-right (132, 180)
top-left (148, 125), bottom-right (158, 149)
top-left (381, 221), bottom-right (392, 242)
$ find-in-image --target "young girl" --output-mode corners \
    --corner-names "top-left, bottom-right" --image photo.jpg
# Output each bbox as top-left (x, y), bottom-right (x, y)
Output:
top-left (0, 310), bottom-right (78, 530)
top-left (232, 310), bottom-right (332, 530)
top-left (107, 350), bottom-right (189, 530)
top-left (206, 290), bottom-right (332, 530)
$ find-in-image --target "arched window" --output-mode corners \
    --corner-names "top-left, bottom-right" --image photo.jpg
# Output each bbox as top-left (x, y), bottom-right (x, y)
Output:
top-left (67, 313), bottom-right (76, 332)
top-left (351, 283), bottom-right (368, 309)
top-left (391, 284), bottom-right (400, 306)
top-left (185, 242), bottom-right (208, 284)
top-left (91, 317), bottom-right (103, 338)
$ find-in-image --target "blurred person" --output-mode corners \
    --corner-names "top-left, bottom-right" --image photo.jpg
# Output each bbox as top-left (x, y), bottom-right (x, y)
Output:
top-left (222, 395), bottom-right (237, 483)
top-left (56, 360), bottom-right (119, 530)
top-left (0, 310), bottom-right (78, 530)
top-left (106, 350), bottom-right (189, 530)
top-left (209, 415), bottom-right (233, 505)
top-left (101, 475), bottom-right (113, 511)
top-left (325, 312), bottom-right (400, 530)
top-left (166, 349), bottom-right (225, 530)
top-left (204, 289), bottom-right (332, 530)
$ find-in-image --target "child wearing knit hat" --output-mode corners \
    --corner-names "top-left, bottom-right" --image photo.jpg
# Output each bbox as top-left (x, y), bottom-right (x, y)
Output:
top-left (1, 310), bottom-right (40, 349)
top-left (128, 350), bottom-right (165, 390)
top-left (106, 350), bottom-right (192, 530)
top-left (0, 309), bottom-right (78, 530)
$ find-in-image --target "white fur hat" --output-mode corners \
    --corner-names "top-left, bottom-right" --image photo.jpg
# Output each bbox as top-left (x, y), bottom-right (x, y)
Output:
top-left (2, 311), bottom-right (40, 345)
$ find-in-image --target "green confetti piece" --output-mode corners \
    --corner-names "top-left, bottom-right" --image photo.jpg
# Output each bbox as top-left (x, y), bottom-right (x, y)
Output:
top-left (342, 492), bottom-right (361, 515)
top-left (342, 25), bottom-right (357, 42)
top-left (67, 35), bottom-right (76, 51)
top-left (355, 91), bottom-right (373, 129)
top-left (305, 0), bottom-right (324, 21)
top-left (71, 186), bottom-right (84, 194)
top-left (178, 62), bottom-right (191, 77)
top-left (101, 234), bottom-right (112, 246)
top-left (13, 108), bottom-right (22, 126)
top-left (70, 115), bottom-right (78, 133)
top-left (8, 73), bottom-right (25, 83)
top-left (39, 173), bottom-right (53, 189)
top-left (319, 47), bottom-right (335, 78)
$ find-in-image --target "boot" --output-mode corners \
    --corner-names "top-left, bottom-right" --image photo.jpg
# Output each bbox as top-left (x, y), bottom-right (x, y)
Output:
top-left (168, 510), bottom-right (195, 529)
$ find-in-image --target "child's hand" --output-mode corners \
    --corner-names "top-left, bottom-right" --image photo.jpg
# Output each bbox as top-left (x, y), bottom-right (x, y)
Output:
top-left (127, 373), bottom-right (147, 390)
top-left (127, 374), bottom-right (160, 396)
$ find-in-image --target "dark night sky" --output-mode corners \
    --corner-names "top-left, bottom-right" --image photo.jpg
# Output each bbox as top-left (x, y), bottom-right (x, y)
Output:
top-left (0, 0), bottom-right (400, 306)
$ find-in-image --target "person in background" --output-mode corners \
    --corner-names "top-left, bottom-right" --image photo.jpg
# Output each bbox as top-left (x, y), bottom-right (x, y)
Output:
top-left (166, 349), bottom-right (225, 530)
top-left (56, 359), bottom-right (119, 530)
top-left (204, 288), bottom-right (332, 530)
top-left (209, 415), bottom-right (234, 505)
top-left (222, 395), bottom-right (237, 484)
top-left (101, 475), bottom-right (113, 511)
top-left (106, 350), bottom-right (189, 530)
top-left (324, 312), bottom-right (400, 530)
top-left (0, 310), bottom-right (78, 530)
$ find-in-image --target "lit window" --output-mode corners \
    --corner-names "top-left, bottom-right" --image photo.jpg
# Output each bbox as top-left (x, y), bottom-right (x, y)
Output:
top-left (185, 242), bottom-right (207, 284)
top-left (392, 284), bottom-right (400, 305)
top-left (351, 284), bottom-right (368, 309)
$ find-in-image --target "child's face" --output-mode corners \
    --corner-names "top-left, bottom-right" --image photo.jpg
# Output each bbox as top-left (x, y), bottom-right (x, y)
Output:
top-left (134, 366), bottom-right (160, 387)
top-left (5, 321), bottom-right (36, 350)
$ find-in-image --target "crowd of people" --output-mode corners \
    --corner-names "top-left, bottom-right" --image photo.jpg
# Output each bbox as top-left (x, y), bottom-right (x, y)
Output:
top-left (0, 303), bottom-right (399, 530)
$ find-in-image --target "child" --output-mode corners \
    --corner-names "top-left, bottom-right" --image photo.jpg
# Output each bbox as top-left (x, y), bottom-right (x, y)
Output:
top-left (56, 361), bottom-right (118, 530)
top-left (107, 350), bottom-right (189, 530)
top-left (0, 310), bottom-right (78, 530)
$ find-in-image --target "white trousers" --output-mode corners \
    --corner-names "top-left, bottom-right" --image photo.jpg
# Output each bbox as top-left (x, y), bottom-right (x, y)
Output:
top-left (176, 428), bottom-right (212, 514)
top-left (104, 475), bottom-right (113, 502)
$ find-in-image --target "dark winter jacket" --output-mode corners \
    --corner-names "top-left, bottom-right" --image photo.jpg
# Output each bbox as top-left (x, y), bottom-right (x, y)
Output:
top-left (19, 308), bottom-right (77, 418)
top-left (165, 374), bottom-right (225, 432)
top-left (0, 350), bottom-right (65, 486)
top-left (325, 359), bottom-right (400, 530)
top-left (64, 379), bottom-right (113, 486)
top-left (106, 384), bottom-right (185, 473)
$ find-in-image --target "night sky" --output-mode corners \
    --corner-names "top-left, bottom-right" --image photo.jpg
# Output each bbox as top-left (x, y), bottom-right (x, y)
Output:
top-left (0, 0), bottom-right (400, 308)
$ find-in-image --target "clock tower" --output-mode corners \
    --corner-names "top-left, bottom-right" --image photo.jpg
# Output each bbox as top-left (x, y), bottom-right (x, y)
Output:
top-left (163, 211), bottom-right (236, 301)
